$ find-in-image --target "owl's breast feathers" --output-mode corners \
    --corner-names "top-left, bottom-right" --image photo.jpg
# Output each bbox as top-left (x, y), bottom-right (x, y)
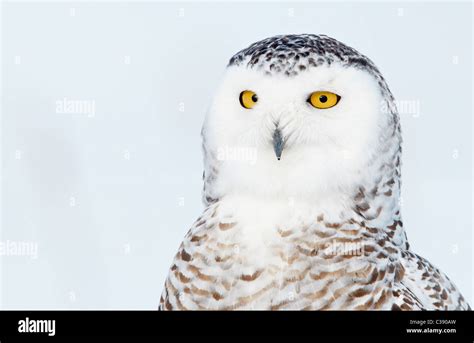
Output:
top-left (159, 197), bottom-right (470, 310)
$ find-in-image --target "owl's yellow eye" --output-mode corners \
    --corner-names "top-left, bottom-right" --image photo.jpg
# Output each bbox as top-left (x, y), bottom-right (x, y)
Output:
top-left (308, 91), bottom-right (341, 109)
top-left (239, 90), bottom-right (258, 109)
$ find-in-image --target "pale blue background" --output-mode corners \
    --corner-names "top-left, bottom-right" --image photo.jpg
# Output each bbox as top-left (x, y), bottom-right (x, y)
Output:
top-left (0, 1), bottom-right (472, 308)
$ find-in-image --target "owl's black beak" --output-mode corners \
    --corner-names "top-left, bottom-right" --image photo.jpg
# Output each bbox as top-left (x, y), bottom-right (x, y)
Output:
top-left (273, 128), bottom-right (285, 160)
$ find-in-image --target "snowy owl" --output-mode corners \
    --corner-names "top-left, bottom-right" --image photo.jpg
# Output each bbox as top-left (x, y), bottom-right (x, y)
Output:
top-left (159, 34), bottom-right (470, 310)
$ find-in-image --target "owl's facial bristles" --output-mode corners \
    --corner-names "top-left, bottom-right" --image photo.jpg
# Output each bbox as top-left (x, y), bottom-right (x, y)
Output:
top-left (272, 128), bottom-right (285, 160)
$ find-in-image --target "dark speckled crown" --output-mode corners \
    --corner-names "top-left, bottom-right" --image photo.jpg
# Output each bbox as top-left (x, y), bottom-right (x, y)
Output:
top-left (228, 34), bottom-right (380, 78)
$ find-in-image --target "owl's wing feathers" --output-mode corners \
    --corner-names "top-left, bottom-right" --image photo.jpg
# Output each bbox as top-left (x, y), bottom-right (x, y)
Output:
top-left (394, 250), bottom-right (471, 310)
top-left (159, 204), bottom-right (223, 311)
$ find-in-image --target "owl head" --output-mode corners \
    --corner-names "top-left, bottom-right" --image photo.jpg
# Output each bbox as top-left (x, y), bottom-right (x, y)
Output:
top-left (202, 34), bottom-right (400, 205)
